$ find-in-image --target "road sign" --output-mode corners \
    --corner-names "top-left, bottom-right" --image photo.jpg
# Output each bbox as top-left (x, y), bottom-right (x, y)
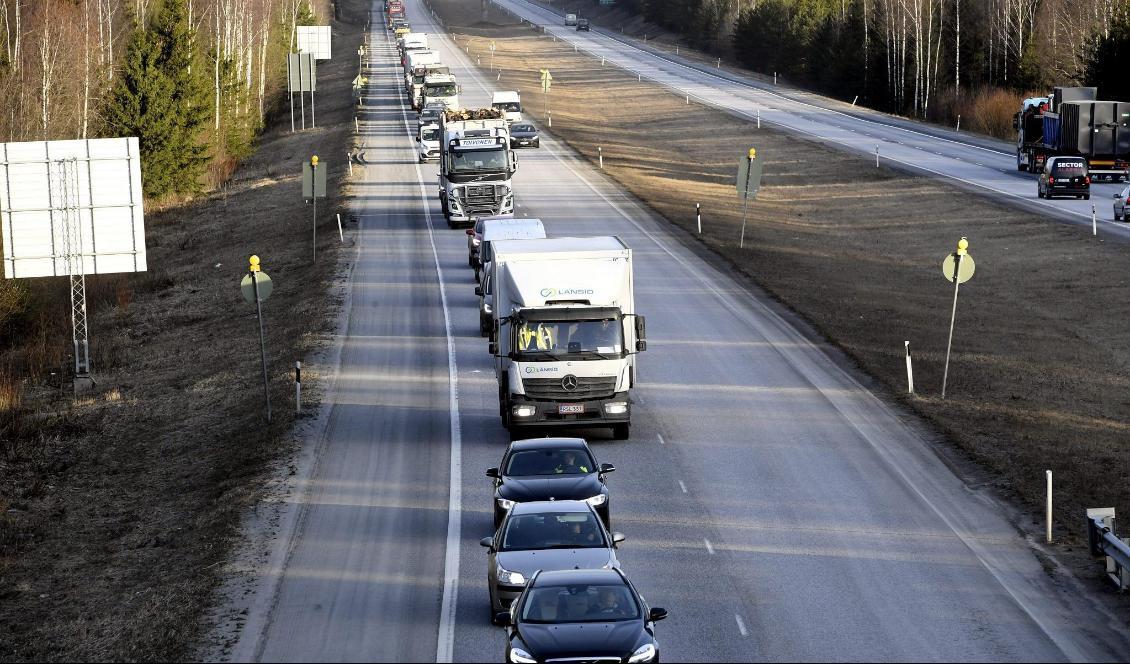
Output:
top-left (540, 68), bottom-right (553, 93)
top-left (288, 53), bottom-right (317, 92)
top-left (942, 253), bottom-right (975, 283)
top-left (241, 271), bottom-right (273, 304)
top-left (303, 159), bottom-right (327, 199)
top-left (297, 25), bottom-right (332, 60)
top-left (736, 148), bottom-right (763, 200)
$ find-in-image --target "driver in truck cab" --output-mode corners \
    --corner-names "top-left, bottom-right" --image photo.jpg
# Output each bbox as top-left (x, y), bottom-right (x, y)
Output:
top-left (519, 322), bottom-right (554, 351)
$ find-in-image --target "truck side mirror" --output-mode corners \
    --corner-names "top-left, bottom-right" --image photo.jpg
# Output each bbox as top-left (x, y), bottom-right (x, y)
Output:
top-left (415, 136), bottom-right (420, 142)
top-left (635, 315), bottom-right (646, 340)
top-left (475, 286), bottom-right (483, 297)
top-left (636, 340), bottom-right (647, 352)
top-left (489, 342), bottom-right (499, 355)
top-left (510, 152), bottom-right (518, 171)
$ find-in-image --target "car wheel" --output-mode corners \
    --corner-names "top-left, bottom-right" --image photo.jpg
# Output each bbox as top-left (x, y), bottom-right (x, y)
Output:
top-left (468, 254), bottom-right (474, 268)
top-left (489, 602), bottom-right (503, 625)
top-left (535, 139), bottom-right (540, 148)
top-left (612, 423), bottom-right (630, 440)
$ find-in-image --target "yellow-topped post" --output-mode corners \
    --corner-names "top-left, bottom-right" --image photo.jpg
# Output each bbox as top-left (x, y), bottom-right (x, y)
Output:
top-left (249, 254), bottom-right (261, 273)
top-left (749, 148), bottom-right (757, 160)
top-left (311, 156), bottom-right (319, 263)
top-left (956, 236), bottom-right (968, 256)
top-left (942, 236), bottom-right (974, 398)
top-left (247, 253), bottom-right (271, 421)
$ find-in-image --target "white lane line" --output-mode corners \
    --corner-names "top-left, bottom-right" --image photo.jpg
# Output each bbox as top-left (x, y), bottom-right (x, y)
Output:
top-left (657, 433), bottom-right (666, 445)
top-left (678, 480), bottom-right (687, 493)
top-left (704, 538), bottom-right (715, 555)
top-left (388, 23), bottom-right (463, 663)
top-left (735, 613), bottom-right (749, 637)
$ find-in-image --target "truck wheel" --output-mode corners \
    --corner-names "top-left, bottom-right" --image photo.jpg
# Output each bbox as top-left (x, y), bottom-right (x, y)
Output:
top-left (612, 423), bottom-right (630, 440)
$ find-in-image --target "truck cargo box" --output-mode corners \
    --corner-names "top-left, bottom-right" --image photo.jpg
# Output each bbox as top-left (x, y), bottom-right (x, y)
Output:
top-left (1051, 86), bottom-right (1097, 113)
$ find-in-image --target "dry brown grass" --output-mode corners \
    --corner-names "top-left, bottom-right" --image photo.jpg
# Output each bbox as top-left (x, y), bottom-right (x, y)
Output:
top-left (429, 0), bottom-right (1130, 544)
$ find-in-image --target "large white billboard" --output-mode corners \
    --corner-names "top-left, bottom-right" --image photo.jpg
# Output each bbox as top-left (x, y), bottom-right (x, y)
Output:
top-left (297, 25), bottom-right (332, 60)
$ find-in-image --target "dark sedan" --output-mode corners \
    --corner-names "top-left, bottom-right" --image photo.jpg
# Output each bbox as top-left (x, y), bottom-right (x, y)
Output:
top-left (498, 568), bottom-right (666, 664)
top-left (487, 437), bottom-right (614, 529)
top-left (509, 123), bottom-right (540, 149)
top-left (480, 501), bottom-right (624, 617)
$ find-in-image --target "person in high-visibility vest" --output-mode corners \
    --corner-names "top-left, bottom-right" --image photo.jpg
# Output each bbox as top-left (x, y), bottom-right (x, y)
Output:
top-left (519, 323), bottom-right (554, 351)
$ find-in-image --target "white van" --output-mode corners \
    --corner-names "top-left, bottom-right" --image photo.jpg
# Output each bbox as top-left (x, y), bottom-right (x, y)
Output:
top-left (491, 91), bottom-right (523, 124)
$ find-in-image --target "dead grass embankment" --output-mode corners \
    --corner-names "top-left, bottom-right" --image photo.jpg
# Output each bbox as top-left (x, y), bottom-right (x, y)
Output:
top-left (429, 0), bottom-right (1130, 555)
top-left (0, 1), bottom-right (367, 660)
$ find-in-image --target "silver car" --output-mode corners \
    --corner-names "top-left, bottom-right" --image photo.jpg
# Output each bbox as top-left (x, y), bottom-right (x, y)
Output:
top-left (1115, 184), bottom-right (1130, 221)
top-left (480, 500), bottom-right (625, 619)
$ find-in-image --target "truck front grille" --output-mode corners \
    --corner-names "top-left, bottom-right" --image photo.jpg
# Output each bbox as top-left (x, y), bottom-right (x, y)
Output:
top-left (523, 376), bottom-right (617, 400)
top-left (459, 185), bottom-right (502, 214)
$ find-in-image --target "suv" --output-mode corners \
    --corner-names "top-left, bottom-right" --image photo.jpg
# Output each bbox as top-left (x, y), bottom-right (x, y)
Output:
top-left (1114, 184), bottom-right (1130, 221)
top-left (1038, 156), bottom-right (1090, 200)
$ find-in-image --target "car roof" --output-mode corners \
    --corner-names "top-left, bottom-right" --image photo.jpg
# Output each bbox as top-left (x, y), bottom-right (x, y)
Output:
top-left (510, 500), bottom-right (591, 515)
top-left (508, 437), bottom-right (589, 452)
top-left (533, 568), bottom-right (627, 587)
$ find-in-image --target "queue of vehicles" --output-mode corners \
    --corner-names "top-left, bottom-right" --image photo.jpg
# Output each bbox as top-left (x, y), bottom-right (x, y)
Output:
top-left (385, 8), bottom-right (663, 661)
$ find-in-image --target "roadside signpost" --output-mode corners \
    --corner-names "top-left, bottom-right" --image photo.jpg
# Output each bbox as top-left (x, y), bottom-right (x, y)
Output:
top-left (241, 255), bottom-right (273, 422)
top-left (940, 237), bottom-right (975, 398)
top-left (287, 53), bottom-right (318, 131)
top-left (0, 137), bottom-right (146, 392)
top-left (303, 155), bottom-right (327, 263)
top-left (540, 69), bottom-right (553, 117)
top-left (736, 147), bottom-right (763, 248)
top-left (490, 41), bottom-right (496, 70)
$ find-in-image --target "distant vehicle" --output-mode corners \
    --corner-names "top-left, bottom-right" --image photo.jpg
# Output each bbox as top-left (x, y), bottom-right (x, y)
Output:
top-left (480, 501), bottom-right (624, 617)
top-left (496, 568), bottom-right (666, 663)
top-left (1038, 156), bottom-right (1090, 200)
top-left (577, 18), bottom-right (591, 31)
top-left (1114, 184), bottom-right (1130, 221)
top-left (508, 123), bottom-right (540, 149)
top-left (486, 437), bottom-right (615, 528)
top-left (564, 13), bottom-right (577, 26)
top-left (491, 91), bottom-right (523, 124)
top-left (1014, 86), bottom-right (1130, 181)
top-left (416, 123), bottom-right (440, 163)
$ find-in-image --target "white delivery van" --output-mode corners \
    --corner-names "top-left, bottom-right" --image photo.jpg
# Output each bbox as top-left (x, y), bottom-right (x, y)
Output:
top-left (491, 91), bottom-right (523, 124)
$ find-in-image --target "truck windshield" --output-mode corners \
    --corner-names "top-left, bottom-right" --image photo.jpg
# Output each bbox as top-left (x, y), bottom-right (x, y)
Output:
top-left (514, 319), bottom-right (623, 357)
top-left (426, 84), bottom-right (457, 97)
top-left (450, 148), bottom-right (508, 172)
top-left (493, 102), bottom-right (521, 112)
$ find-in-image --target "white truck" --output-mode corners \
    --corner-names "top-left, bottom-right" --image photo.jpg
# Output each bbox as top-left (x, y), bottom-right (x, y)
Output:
top-left (399, 32), bottom-right (429, 64)
top-left (491, 91), bottom-right (523, 124)
top-left (565, 13), bottom-right (578, 26)
top-left (438, 109), bottom-right (517, 227)
top-left (409, 65), bottom-right (450, 110)
top-left (404, 50), bottom-right (441, 88)
top-left (422, 73), bottom-right (460, 110)
top-left (416, 122), bottom-right (441, 162)
top-left (487, 236), bottom-right (646, 440)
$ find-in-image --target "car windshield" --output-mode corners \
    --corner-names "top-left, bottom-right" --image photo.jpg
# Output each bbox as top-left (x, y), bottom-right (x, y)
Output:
top-left (505, 448), bottom-right (597, 476)
top-left (493, 102), bottom-right (521, 112)
top-left (512, 125), bottom-right (535, 133)
top-left (521, 584), bottom-right (640, 623)
top-left (421, 110), bottom-right (439, 121)
top-left (501, 512), bottom-right (606, 551)
top-left (514, 319), bottom-right (622, 357)
top-left (422, 127), bottom-right (439, 142)
top-left (450, 148), bottom-right (508, 172)
top-left (426, 84), bottom-right (458, 97)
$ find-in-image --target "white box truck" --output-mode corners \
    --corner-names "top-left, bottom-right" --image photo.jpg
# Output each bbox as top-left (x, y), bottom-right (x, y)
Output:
top-left (438, 109), bottom-right (517, 227)
top-left (565, 13), bottom-right (578, 26)
top-left (404, 50), bottom-right (441, 88)
top-left (487, 236), bottom-right (646, 440)
top-left (422, 72), bottom-right (460, 110)
top-left (491, 91), bottom-right (523, 124)
top-left (409, 65), bottom-right (450, 110)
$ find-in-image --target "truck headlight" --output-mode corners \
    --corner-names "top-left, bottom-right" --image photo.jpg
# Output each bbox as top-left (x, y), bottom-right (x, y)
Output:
top-left (496, 497), bottom-right (516, 510)
top-left (483, 302), bottom-right (493, 314)
top-left (585, 494), bottom-right (607, 507)
top-left (628, 643), bottom-right (656, 663)
top-left (509, 647), bottom-right (536, 664)
top-left (513, 405), bottom-right (536, 418)
top-left (472, 237), bottom-right (481, 246)
top-left (497, 566), bottom-right (526, 586)
top-left (603, 401), bottom-right (628, 415)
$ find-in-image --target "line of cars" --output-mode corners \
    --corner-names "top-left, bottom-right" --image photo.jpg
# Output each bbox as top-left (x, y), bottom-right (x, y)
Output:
top-left (383, 7), bottom-right (666, 660)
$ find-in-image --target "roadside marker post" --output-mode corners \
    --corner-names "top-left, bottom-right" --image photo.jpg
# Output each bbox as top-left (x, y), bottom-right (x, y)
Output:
top-left (696, 203), bottom-right (702, 234)
top-left (489, 41), bottom-right (495, 70)
top-left (295, 361), bottom-right (302, 413)
top-left (876, 145), bottom-right (880, 168)
top-left (303, 155), bottom-right (328, 263)
top-left (598, 146), bottom-right (603, 169)
top-left (1092, 204), bottom-right (1097, 236)
top-left (757, 106), bottom-right (761, 129)
top-left (1047, 470), bottom-right (1054, 543)
top-left (940, 237), bottom-right (975, 398)
top-left (956, 114), bottom-right (962, 132)
top-left (241, 255), bottom-right (273, 423)
top-left (905, 341), bottom-right (914, 394)
top-left (347, 151), bottom-right (353, 176)
top-left (736, 148), bottom-right (763, 248)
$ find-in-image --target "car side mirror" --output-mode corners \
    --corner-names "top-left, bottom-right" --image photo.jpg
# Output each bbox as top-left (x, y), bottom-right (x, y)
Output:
top-left (479, 537), bottom-right (494, 549)
top-left (649, 607), bottom-right (668, 622)
top-left (486, 467), bottom-right (499, 478)
top-left (489, 342), bottom-right (499, 355)
top-left (612, 532), bottom-right (626, 545)
top-left (475, 286), bottom-right (484, 297)
top-left (493, 611), bottom-right (512, 626)
top-left (1117, 194), bottom-right (1123, 198)
top-left (599, 463), bottom-right (616, 474)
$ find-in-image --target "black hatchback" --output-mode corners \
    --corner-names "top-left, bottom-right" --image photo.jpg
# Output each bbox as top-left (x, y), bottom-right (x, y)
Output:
top-left (498, 568), bottom-right (666, 664)
top-left (1039, 156), bottom-right (1091, 200)
top-left (487, 438), bottom-right (614, 529)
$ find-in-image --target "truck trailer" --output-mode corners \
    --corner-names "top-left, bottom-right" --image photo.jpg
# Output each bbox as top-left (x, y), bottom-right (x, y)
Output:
top-left (1015, 86), bottom-right (1130, 180)
top-left (487, 236), bottom-right (646, 441)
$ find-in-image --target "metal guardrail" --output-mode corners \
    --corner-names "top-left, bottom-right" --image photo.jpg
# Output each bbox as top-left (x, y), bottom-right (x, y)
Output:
top-left (1086, 508), bottom-right (1130, 590)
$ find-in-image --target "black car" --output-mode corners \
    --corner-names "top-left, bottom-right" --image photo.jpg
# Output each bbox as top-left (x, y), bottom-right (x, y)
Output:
top-left (498, 568), bottom-right (666, 664)
top-left (1039, 156), bottom-right (1091, 200)
top-left (487, 438), bottom-right (615, 529)
top-left (576, 18), bottom-right (591, 31)
top-left (509, 124), bottom-right (540, 149)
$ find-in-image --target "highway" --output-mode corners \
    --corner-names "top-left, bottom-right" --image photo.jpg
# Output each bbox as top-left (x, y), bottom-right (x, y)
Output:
top-left (227, 1), bottom-right (1130, 661)
top-left (482, 0), bottom-right (1129, 236)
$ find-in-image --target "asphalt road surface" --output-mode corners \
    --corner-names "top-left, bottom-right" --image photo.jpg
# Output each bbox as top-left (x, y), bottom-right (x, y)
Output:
top-left (231, 1), bottom-right (1130, 661)
top-left (487, 0), bottom-right (1130, 237)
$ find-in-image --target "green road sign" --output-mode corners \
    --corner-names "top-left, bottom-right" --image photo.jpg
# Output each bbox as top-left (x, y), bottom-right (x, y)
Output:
top-left (303, 160), bottom-right (327, 199)
top-left (736, 148), bottom-right (763, 200)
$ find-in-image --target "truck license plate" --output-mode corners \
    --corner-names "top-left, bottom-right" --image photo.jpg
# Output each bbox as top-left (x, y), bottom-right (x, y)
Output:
top-left (558, 404), bottom-right (584, 415)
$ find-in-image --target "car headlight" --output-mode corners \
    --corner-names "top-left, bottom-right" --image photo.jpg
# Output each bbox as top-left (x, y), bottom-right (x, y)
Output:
top-left (585, 494), bottom-right (607, 507)
top-left (483, 302), bottom-right (493, 314)
top-left (497, 565), bottom-right (526, 586)
top-left (509, 647), bottom-right (537, 664)
top-left (496, 497), bottom-right (515, 510)
top-left (512, 405), bottom-right (536, 418)
top-left (603, 401), bottom-right (628, 415)
top-left (628, 643), bottom-right (657, 663)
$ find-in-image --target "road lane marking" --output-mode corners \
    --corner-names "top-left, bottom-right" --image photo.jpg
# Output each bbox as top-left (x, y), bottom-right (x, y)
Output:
top-left (678, 480), bottom-right (687, 493)
top-left (704, 538), bottom-right (715, 555)
top-left (657, 433), bottom-right (666, 445)
top-left (735, 613), bottom-right (749, 637)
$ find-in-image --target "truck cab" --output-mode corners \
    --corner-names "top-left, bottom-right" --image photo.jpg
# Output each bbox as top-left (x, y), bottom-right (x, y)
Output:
top-left (492, 91), bottom-right (523, 124)
top-left (487, 237), bottom-right (645, 441)
top-left (423, 73), bottom-right (460, 110)
top-left (438, 111), bottom-right (517, 227)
